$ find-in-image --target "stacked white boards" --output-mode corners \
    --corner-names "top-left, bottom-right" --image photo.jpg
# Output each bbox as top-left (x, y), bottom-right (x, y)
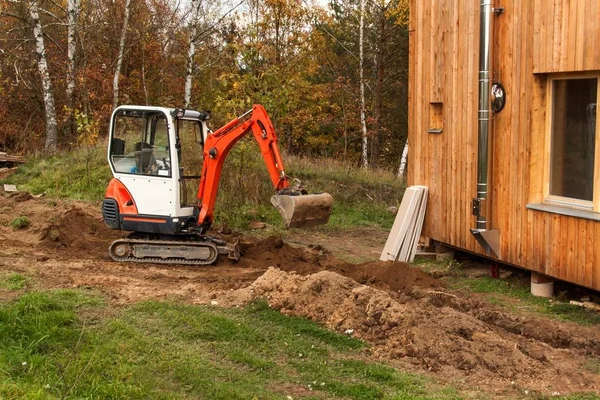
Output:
top-left (380, 185), bottom-right (428, 263)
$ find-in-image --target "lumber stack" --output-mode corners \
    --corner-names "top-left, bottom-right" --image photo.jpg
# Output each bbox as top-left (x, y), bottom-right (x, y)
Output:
top-left (380, 185), bottom-right (428, 263)
top-left (0, 152), bottom-right (25, 164)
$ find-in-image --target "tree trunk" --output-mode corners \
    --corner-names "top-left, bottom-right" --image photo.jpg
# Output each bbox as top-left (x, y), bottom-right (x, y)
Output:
top-left (371, 11), bottom-right (385, 168)
top-left (398, 140), bottom-right (408, 178)
top-left (184, 0), bottom-right (201, 109)
top-left (29, 0), bottom-right (59, 153)
top-left (359, 0), bottom-right (368, 169)
top-left (66, 0), bottom-right (79, 138)
top-left (141, 37), bottom-right (148, 105)
top-left (113, 0), bottom-right (132, 110)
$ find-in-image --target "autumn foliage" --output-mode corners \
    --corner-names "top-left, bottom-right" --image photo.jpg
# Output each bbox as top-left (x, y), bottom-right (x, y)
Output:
top-left (0, 0), bottom-right (409, 169)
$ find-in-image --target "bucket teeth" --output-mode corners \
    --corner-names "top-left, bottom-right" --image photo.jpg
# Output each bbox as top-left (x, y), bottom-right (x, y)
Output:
top-left (271, 193), bottom-right (333, 228)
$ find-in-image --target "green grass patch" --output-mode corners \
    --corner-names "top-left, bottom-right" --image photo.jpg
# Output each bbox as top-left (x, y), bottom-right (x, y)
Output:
top-left (445, 271), bottom-right (600, 326)
top-left (0, 273), bottom-right (29, 290)
top-left (2, 146), bottom-right (111, 202)
top-left (584, 358), bottom-right (600, 375)
top-left (0, 292), bottom-right (460, 399)
top-left (9, 215), bottom-right (30, 230)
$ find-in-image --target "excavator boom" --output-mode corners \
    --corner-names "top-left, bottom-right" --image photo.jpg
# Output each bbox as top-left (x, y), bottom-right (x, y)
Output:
top-left (196, 104), bottom-right (333, 231)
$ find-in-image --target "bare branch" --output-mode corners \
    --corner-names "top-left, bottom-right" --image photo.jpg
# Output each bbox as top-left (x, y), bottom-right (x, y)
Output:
top-left (45, 0), bottom-right (67, 14)
top-left (192, 0), bottom-right (246, 42)
top-left (39, 7), bottom-right (60, 21)
top-left (43, 32), bottom-right (64, 53)
top-left (0, 11), bottom-right (30, 23)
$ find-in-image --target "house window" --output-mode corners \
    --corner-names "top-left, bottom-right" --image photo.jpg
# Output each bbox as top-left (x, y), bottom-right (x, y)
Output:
top-left (547, 77), bottom-right (599, 209)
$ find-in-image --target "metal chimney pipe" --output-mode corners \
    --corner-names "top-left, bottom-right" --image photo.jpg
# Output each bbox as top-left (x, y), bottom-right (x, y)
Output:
top-left (470, 1), bottom-right (501, 258)
top-left (476, 0), bottom-right (493, 230)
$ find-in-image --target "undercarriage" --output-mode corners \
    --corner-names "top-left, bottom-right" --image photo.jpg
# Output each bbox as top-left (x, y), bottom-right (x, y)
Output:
top-left (108, 235), bottom-right (240, 266)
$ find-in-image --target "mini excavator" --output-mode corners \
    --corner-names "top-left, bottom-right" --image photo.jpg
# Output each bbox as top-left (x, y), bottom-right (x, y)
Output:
top-left (101, 104), bottom-right (333, 265)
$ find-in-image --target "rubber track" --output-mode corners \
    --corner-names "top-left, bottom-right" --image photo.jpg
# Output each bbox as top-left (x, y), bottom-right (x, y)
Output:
top-left (109, 238), bottom-right (219, 266)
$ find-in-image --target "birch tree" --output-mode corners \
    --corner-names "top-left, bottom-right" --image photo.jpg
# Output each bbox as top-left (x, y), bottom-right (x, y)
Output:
top-left (359, 0), bottom-right (368, 169)
top-left (29, 0), bottom-right (58, 153)
top-left (66, 0), bottom-right (79, 135)
top-left (398, 140), bottom-right (408, 177)
top-left (184, 0), bottom-right (202, 108)
top-left (113, 0), bottom-right (132, 109)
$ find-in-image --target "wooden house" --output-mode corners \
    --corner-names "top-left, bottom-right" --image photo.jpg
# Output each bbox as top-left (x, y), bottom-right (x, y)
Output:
top-left (408, 0), bottom-right (600, 290)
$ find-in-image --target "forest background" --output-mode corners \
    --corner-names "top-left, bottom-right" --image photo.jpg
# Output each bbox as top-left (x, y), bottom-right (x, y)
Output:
top-left (0, 0), bottom-right (409, 170)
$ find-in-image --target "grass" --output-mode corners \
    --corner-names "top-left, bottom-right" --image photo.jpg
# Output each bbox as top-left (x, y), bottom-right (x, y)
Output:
top-left (584, 358), bottom-right (600, 375)
top-left (2, 142), bottom-right (404, 231)
top-left (426, 260), bottom-right (600, 326)
top-left (10, 215), bottom-right (30, 230)
top-left (0, 291), bottom-right (460, 399)
top-left (2, 145), bottom-right (111, 202)
top-left (0, 273), bottom-right (29, 290)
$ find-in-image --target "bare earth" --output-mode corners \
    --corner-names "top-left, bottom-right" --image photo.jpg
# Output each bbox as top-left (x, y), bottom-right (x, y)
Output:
top-left (1, 193), bottom-right (599, 398)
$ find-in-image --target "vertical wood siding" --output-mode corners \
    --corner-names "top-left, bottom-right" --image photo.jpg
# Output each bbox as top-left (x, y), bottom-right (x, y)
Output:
top-left (409, 0), bottom-right (600, 290)
top-left (533, 0), bottom-right (600, 73)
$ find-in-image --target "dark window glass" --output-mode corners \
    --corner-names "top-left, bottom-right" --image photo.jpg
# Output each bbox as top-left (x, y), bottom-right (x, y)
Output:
top-left (550, 78), bottom-right (597, 201)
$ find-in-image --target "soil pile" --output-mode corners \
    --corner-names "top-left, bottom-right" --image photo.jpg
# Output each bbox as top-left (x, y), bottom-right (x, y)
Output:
top-left (0, 193), bottom-right (120, 256)
top-left (39, 208), bottom-right (120, 256)
top-left (220, 267), bottom-right (600, 395)
top-left (234, 236), bottom-right (439, 292)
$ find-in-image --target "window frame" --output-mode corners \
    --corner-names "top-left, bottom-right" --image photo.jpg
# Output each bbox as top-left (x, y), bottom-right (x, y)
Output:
top-left (543, 73), bottom-right (600, 212)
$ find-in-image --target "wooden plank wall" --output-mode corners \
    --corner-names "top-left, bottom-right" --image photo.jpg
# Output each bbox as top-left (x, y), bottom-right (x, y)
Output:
top-left (533, 0), bottom-right (600, 73)
top-left (409, 0), bottom-right (600, 290)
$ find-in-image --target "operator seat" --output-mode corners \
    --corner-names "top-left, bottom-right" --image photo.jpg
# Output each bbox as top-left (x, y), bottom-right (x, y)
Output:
top-left (134, 142), bottom-right (156, 174)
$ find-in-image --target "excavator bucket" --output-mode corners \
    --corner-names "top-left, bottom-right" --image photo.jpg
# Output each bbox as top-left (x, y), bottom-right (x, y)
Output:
top-left (270, 193), bottom-right (334, 228)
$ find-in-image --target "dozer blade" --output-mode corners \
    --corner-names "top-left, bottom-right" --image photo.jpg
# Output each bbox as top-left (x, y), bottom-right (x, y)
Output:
top-left (270, 193), bottom-right (333, 228)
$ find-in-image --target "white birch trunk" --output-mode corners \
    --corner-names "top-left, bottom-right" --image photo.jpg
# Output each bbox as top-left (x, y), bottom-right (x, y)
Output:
top-left (66, 0), bottom-right (78, 110)
top-left (29, 0), bottom-right (59, 153)
top-left (398, 140), bottom-right (408, 178)
top-left (184, 0), bottom-right (201, 108)
top-left (359, 0), bottom-right (368, 169)
top-left (113, 0), bottom-right (132, 110)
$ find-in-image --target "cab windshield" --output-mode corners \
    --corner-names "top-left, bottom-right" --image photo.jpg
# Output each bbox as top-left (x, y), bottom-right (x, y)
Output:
top-left (110, 110), bottom-right (171, 177)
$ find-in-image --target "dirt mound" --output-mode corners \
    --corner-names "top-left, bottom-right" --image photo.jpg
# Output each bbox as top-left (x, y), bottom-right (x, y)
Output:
top-left (233, 237), bottom-right (439, 293)
top-left (0, 194), bottom-right (119, 257)
top-left (39, 208), bottom-right (120, 256)
top-left (331, 261), bottom-right (441, 292)
top-left (8, 191), bottom-right (34, 202)
top-left (220, 268), bottom-right (600, 395)
top-left (236, 236), bottom-right (320, 270)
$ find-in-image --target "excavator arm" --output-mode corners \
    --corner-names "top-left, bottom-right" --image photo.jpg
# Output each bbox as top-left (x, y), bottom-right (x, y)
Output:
top-left (196, 104), bottom-right (332, 232)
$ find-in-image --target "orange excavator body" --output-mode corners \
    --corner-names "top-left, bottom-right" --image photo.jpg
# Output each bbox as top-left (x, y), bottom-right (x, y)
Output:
top-left (102, 104), bottom-right (333, 265)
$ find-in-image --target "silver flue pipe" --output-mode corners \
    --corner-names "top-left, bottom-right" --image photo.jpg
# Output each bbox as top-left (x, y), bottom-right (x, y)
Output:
top-left (475, 0), bottom-right (493, 230)
top-left (470, 0), bottom-right (501, 258)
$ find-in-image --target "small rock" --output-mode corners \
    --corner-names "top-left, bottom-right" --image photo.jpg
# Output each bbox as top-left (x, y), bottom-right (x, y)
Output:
top-left (210, 300), bottom-right (218, 306)
top-left (344, 329), bottom-right (354, 335)
top-left (249, 221), bottom-right (267, 229)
